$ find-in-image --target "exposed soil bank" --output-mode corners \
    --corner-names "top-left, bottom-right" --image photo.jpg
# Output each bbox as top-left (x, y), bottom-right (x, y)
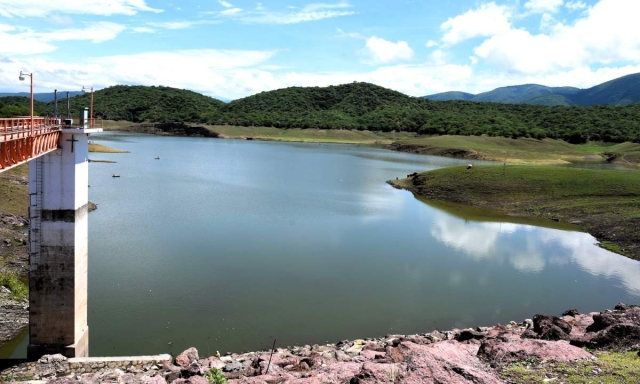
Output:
top-left (2, 304), bottom-right (639, 383)
top-left (390, 165), bottom-right (640, 260)
top-left (385, 142), bottom-right (486, 160)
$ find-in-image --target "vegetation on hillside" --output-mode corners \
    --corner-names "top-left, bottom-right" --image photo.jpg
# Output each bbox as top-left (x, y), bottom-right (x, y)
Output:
top-left (2, 82), bottom-right (640, 143)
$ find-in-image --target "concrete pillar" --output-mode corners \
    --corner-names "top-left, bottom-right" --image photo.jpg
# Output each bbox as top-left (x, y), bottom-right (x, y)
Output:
top-left (27, 126), bottom-right (99, 360)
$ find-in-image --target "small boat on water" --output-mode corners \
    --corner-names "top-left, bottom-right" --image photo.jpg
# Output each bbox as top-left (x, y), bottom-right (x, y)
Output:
top-left (112, 174), bottom-right (120, 178)
top-left (155, 156), bottom-right (160, 160)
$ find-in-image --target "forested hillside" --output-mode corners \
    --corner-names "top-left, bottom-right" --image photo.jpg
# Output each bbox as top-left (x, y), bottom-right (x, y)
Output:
top-left (1, 83), bottom-right (639, 143)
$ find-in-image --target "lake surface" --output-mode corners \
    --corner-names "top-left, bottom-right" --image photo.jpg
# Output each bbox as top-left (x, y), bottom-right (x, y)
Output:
top-left (4, 133), bottom-right (640, 358)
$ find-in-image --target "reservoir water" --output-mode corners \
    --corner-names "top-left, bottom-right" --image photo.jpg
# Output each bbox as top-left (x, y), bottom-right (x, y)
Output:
top-left (4, 132), bottom-right (640, 357)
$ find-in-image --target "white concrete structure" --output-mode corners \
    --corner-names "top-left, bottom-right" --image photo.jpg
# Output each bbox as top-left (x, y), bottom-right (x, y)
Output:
top-left (27, 112), bottom-right (102, 359)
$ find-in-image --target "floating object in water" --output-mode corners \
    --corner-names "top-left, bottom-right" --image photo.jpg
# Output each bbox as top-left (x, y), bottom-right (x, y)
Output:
top-left (112, 174), bottom-right (120, 178)
top-left (155, 156), bottom-right (160, 160)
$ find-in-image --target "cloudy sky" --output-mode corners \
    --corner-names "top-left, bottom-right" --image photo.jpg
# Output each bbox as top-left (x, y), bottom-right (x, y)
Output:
top-left (1, 0), bottom-right (639, 100)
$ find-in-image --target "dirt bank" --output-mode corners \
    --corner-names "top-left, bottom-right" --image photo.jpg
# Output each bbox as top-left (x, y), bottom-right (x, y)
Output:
top-left (385, 142), bottom-right (486, 160)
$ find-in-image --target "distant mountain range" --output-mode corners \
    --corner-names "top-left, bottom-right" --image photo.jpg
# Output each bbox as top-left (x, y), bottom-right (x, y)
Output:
top-left (424, 72), bottom-right (640, 106)
top-left (0, 91), bottom-right (83, 103)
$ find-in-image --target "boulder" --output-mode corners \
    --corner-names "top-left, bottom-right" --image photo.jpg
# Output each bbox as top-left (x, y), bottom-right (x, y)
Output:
top-left (528, 314), bottom-right (572, 341)
top-left (478, 332), bottom-right (595, 365)
top-left (176, 348), bottom-right (200, 368)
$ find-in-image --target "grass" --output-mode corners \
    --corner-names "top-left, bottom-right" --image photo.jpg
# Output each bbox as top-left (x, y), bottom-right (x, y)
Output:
top-left (0, 273), bottom-right (27, 301)
top-left (88, 143), bottom-right (129, 153)
top-left (0, 165), bottom-right (28, 217)
top-left (390, 165), bottom-right (640, 259)
top-left (204, 125), bottom-right (418, 144)
top-left (105, 123), bottom-right (640, 165)
top-left (500, 351), bottom-right (640, 383)
top-left (392, 135), bottom-right (640, 165)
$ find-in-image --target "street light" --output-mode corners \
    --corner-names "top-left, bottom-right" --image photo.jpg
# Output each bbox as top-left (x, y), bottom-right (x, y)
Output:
top-left (19, 71), bottom-right (33, 133)
top-left (82, 86), bottom-right (94, 129)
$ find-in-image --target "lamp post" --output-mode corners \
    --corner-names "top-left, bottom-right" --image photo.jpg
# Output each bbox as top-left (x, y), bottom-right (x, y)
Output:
top-left (82, 86), bottom-right (94, 129)
top-left (19, 71), bottom-right (33, 133)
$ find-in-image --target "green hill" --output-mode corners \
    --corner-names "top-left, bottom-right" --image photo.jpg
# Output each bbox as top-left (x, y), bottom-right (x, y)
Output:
top-left (569, 73), bottom-right (640, 106)
top-left (2, 82), bottom-right (640, 144)
top-left (472, 84), bottom-right (580, 103)
top-left (424, 91), bottom-right (474, 101)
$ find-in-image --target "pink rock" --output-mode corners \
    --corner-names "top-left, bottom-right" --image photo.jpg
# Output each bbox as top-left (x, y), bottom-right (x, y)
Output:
top-left (176, 347), bottom-right (200, 368)
top-left (186, 376), bottom-right (211, 384)
top-left (478, 332), bottom-right (595, 364)
top-left (142, 376), bottom-right (168, 384)
top-left (351, 362), bottom-right (403, 383)
top-left (564, 313), bottom-right (595, 338)
top-left (399, 341), bottom-right (502, 384)
top-left (359, 350), bottom-right (385, 361)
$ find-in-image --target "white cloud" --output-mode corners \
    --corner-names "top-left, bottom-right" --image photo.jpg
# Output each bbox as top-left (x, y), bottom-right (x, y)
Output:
top-left (474, 0), bottom-right (640, 74)
top-left (218, 2), bottom-right (355, 24)
top-left (565, 1), bottom-right (587, 10)
top-left (219, 0), bottom-right (233, 7)
top-left (0, 22), bottom-right (125, 55)
top-left (132, 27), bottom-right (155, 34)
top-left (221, 8), bottom-right (243, 16)
top-left (147, 20), bottom-right (216, 30)
top-left (364, 36), bottom-right (414, 64)
top-left (524, 0), bottom-right (564, 14)
top-left (440, 2), bottom-right (511, 45)
top-left (0, 0), bottom-right (162, 17)
top-left (44, 22), bottom-right (126, 43)
top-left (0, 24), bottom-right (56, 55)
top-left (426, 40), bottom-right (438, 48)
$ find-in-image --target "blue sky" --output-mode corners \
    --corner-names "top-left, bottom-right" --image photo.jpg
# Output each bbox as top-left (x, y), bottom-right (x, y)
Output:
top-left (1, 0), bottom-right (639, 100)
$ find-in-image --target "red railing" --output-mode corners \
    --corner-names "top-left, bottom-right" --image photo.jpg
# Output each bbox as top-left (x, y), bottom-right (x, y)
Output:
top-left (0, 117), bottom-right (63, 171)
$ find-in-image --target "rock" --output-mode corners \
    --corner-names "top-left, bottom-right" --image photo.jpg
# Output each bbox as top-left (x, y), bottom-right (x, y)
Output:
top-left (334, 350), bottom-right (351, 362)
top-left (209, 359), bottom-right (226, 370)
top-left (345, 343), bottom-right (365, 356)
top-left (562, 308), bottom-right (580, 316)
top-left (176, 348), bottom-right (200, 368)
top-left (399, 340), bottom-right (502, 383)
top-left (478, 332), bottom-right (595, 365)
top-left (1, 286), bottom-right (10, 294)
top-left (38, 354), bottom-right (67, 364)
top-left (223, 361), bottom-right (244, 372)
top-left (350, 362), bottom-right (402, 383)
top-left (47, 378), bottom-right (80, 384)
top-left (456, 330), bottom-right (486, 342)
top-left (142, 376), bottom-right (168, 384)
top-left (359, 350), bottom-right (385, 360)
top-left (3, 238), bottom-right (11, 245)
top-left (186, 376), bottom-right (210, 384)
top-left (528, 314), bottom-right (572, 341)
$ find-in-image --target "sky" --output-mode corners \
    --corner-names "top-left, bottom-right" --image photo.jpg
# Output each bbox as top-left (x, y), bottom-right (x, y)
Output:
top-left (0, 0), bottom-right (639, 100)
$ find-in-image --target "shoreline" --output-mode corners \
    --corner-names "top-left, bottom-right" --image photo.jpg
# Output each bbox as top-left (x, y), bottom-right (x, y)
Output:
top-left (389, 165), bottom-right (640, 260)
top-left (106, 125), bottom-right (640, 166)
top-left (2, 303), bottom-right (639, 383)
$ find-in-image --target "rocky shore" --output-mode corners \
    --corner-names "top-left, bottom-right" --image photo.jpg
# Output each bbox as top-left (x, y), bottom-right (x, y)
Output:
top-left (2, 303), bottom-right (639, 383)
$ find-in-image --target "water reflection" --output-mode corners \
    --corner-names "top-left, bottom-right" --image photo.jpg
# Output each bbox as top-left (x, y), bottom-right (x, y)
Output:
top-left (429, 209), bottom-right (640, 297)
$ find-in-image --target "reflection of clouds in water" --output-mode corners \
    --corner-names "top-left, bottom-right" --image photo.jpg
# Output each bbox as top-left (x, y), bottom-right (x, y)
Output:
top-left (510, 253), bottom-right (546, 273)
top-left (540, 231), bottom-right (640, 297)
top-left (430, 211), bottom-right (640, 297)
